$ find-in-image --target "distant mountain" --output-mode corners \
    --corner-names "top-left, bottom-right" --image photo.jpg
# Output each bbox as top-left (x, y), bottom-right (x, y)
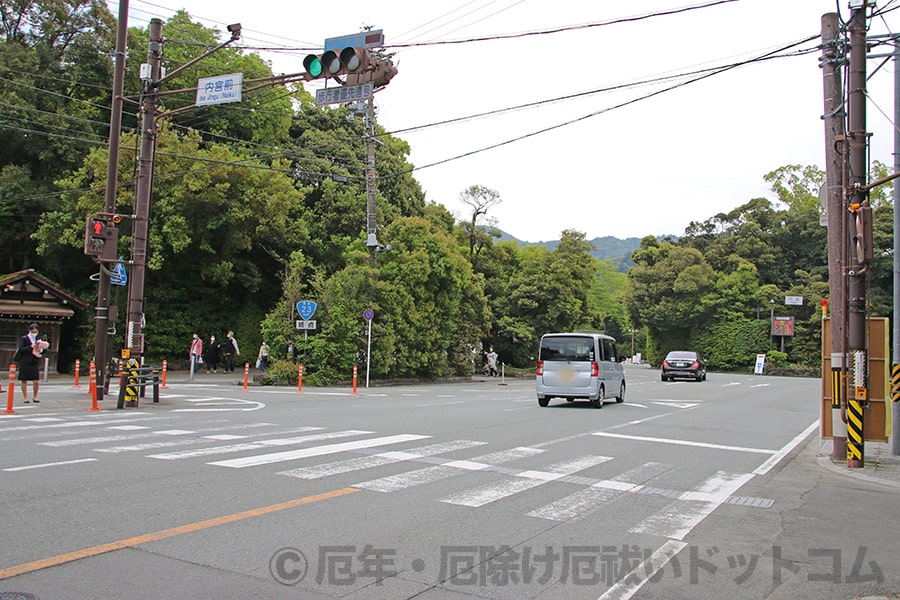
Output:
top-left (496, 231), bottom-right (643, 272)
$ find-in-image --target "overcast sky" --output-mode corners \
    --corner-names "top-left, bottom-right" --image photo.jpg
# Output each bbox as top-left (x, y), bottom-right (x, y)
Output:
top-left (116, 0), bottom-right (899, 242)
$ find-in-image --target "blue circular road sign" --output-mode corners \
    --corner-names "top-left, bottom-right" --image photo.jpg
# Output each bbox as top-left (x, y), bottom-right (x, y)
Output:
top-left (363, 309), bottom-right (374, 321)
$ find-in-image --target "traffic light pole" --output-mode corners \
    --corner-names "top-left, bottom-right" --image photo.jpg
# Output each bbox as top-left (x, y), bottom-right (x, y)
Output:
top-left (93, 0), bottom-right (130, 400)
top-left (365, 95), bottom-right (379, 261)
top-left (845, 1), bottom-right (869, 468)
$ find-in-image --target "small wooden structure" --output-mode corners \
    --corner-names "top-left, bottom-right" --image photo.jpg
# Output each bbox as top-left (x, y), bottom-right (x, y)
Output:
top-left (0, 269), bottom-right (88, 374)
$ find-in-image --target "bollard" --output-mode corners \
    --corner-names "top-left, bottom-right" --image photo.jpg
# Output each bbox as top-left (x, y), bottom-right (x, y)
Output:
top-left (4, 364), bottom-right (16, 414)
top-left (352, 365), bottom-right (358, 395)
top-left (73, 358), bottom-right (81, 388)
top-left (297, 363), bottom-right (303, 394)
top-left (161, 359), bottom-right (168, 388)
top-left (88, 361), bottom-right (101, 412)
top-left (243, 362), bottom-right (249, 391)
top-left (88, 359), bottom-right (96, 400)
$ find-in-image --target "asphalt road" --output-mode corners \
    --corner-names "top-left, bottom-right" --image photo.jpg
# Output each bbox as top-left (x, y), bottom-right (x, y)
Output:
top-left (1, 365), bottom-right (897, 599)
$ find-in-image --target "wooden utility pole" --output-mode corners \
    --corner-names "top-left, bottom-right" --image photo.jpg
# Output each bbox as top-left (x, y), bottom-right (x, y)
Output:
top-left (821, 12), bottom-right (848, 458)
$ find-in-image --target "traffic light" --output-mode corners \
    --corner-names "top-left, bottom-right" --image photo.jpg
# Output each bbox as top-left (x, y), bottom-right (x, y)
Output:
top-left (84, 214), bottom-right (118, 262)
top-left (303, 46), bottom-right (372, 81)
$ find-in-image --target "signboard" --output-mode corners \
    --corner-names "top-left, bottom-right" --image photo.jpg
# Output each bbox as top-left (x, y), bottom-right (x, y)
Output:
top-left (196, 73), bottom-right (243, 106)
top-left (297, 301), bottom-right (317, 321)
top-left (324, 30), bottom-right (384, 52)
top-left (785, 296), bottom-right (804, 306)
top-left (111, 259), bottom-right (127, 286)
top-left (315, 82), bottom-right (373, 107)
top-left (363, 309), bottom-right (374, 321)
top-left (754, 354), bottom-right (766, 375)
top-left (772, 317), bottom-right (795, 337)
top-left (295, 320), bottom-right (317, 330)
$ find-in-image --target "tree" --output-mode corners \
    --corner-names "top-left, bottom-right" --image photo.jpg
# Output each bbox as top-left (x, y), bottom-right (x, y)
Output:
top-left (458, 184), bottom-right (501, 268)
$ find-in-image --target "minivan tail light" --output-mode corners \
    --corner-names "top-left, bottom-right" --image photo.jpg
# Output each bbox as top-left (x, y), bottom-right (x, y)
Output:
top-left (591, 361), bottom-right (599, 377)
top-left (536, 360), bottom-right (544, 376)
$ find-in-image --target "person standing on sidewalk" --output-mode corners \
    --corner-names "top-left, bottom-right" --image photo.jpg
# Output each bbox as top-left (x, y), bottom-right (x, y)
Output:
top-left (189, 333), bottom-right (203, 374)
top-left (203, 335), bottom-right (220, 373)
top-left (220, 330), bottom-right (240, 373)
top-left (257, 340), bottom-right (270, 371)
top-left (15, 324), bottom-right (48, 403)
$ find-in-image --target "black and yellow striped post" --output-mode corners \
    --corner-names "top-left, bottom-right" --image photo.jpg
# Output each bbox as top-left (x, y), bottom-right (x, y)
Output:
top-left (891, 363), bottom-right (900, 403)
top-left (847, 385), bottom-right (865, 468)
top-left (892, 363), bottom-right (900, 456)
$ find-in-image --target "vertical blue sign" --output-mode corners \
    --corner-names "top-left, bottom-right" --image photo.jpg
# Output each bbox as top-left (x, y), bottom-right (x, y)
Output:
top-left (297, 301), bottom-right (317, 321)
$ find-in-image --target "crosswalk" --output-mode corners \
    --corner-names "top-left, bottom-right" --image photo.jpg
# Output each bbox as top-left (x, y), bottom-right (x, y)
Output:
top-left (0, 410), bottom-right (775, 529)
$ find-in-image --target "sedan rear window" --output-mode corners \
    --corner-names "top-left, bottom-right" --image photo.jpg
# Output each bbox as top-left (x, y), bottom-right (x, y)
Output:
top-left (540, 337), bottom-right (595, 362)
top-left (665, 351), bottom-right (697, 360)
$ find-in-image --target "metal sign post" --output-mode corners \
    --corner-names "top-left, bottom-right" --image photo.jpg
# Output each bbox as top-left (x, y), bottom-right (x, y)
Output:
top-left (364, 309), bottom-right (374, 388)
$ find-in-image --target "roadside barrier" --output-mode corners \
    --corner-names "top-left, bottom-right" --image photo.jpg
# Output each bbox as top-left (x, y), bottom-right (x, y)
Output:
top-left (73, 358), bottom-right (81, 388)
top-left (242, 362), bottom-right (249, 391)
top-left (352, 365), bottom-right (358, 395)
top-left (88, 361), bottom-right (101, 412)
top-left (161, 359), bottom-right (168, 388)
top-left (116, 364), bottom-right (161, 409)
top-left (4, 364), bottom-right (15, 414)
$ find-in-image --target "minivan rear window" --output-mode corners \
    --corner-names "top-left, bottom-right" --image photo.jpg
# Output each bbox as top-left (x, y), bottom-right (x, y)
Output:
top-left (539, 336), bottom-right (595, 362)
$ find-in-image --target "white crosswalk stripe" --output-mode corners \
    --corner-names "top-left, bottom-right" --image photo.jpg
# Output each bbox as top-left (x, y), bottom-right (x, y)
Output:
top-left (527, 462), bottom-right (674, 521)
top-left (354, 447), bottom-right (544, 493)
top-left (148, 430), bottom-right (372, 460)
top-left (628, 471), bottom-right (755, 540)
top-left (279, 440), bottom-right (487, 479)
top-left (439, 455), bottom-right (612, 508)
top-left (208, 434), bottom-right (431, 468)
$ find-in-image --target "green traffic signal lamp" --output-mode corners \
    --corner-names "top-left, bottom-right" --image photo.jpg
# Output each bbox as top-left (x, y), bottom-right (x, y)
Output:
top-left (303, 54), bottom-right (323, 78)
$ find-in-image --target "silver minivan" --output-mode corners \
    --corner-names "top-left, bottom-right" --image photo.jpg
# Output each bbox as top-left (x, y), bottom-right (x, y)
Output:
top-left (535, 332), bottom-right (626, 408)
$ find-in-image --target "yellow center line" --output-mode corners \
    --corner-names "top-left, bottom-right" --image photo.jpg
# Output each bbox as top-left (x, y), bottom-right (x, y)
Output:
top-left (0, 486), bottom-right (360, 580)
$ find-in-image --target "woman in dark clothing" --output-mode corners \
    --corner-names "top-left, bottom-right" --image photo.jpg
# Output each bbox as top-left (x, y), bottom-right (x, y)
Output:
top-left (203, 335), bottom-right (220, 373)
top-left (16, 323), bottom-right (47, 403)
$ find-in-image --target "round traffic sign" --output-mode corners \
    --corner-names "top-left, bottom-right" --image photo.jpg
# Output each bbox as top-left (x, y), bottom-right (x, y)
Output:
top-left (363, 309), bottom-right (374, 321)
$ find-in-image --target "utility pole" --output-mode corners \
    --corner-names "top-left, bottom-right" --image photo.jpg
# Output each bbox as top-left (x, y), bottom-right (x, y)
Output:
top-left (365, 95), bottom-right (379, 261)
top-left (820, 12), bottom-right (848, 458)
top-left (93, 0), bottom-right (129, 400)
top-left (125, 18), bottom-right (163, 360)
top-left (893, 42), bottom-right (900, 456)
top-left (845, 1), bottom-right (870, 468)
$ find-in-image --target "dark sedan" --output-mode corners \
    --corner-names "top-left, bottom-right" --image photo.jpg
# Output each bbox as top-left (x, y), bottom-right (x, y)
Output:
top-left (661, 351), bottom-right (707, 381)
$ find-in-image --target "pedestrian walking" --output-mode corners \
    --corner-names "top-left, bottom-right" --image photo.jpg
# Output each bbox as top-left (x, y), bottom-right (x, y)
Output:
top-left (257, 340), bottom-right (270, 371)
top-left (15, 324), bottom-right (48, 403)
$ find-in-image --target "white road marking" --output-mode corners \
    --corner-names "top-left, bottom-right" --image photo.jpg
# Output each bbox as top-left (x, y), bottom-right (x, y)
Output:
top-left (208, 434), bottom-right (430, 468)
top-left (592, 432), bottom-right (775, 454)
top-left (3, 458), bottom-right (98, 472)
top-left (628, 471), bottom-right (755, 540)
top-left (148, 430), bottom-right (371, 460)
top-left (355, 447), bottom-right (543, 493)
top-left (279, 440), bottom-right (487, 479)
top-left (439, 455), bottom-right (612, 508)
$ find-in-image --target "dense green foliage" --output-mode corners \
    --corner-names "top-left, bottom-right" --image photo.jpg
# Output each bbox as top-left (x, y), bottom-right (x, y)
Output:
top-left (1, 6), bottom-right (894, 379)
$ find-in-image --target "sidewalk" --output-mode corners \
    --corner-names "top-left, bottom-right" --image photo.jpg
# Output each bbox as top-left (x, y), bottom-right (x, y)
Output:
top-left (815, 438), bottom-right (900, 491)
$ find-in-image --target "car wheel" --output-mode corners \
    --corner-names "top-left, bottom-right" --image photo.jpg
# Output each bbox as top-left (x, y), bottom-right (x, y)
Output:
top-left (702, 372), bottom-right (707, 381)
top-left (592, 386), bottom-right (604, 409)
top-left (616, 381), bottom-right (625, 403)
top-left (538, 397), bottom-right (549, 407)
top-left (696, 372), bottom-right (703, 382)
top-left (661, 374), bottom-right (667, 382)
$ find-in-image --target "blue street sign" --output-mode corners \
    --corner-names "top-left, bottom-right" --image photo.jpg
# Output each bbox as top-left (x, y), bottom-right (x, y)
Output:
top-left (363, 308), bottom-right (374, 321)
top-left (111, 259), bottom-right (127, 286)
top-left (324, 30), bottom-right (384, 52)
top-left (297, 301), bottom-right (317, 321)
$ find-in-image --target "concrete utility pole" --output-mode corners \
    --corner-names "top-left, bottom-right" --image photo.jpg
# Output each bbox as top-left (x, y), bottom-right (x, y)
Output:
top-left (125, 18), bottom-right (163, 360)
top-left (821, 12), bottom-right (848, 458)
top-left (93, 0), bottom-right (130, 400)
top-left (845, 1), bottom-right (870, 468)
top-left (893, 43), bottom-right (900, 456)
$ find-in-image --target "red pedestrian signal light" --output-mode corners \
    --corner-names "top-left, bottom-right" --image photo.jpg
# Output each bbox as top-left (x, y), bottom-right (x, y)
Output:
top-left (84, 214), bottom-right (119, 262)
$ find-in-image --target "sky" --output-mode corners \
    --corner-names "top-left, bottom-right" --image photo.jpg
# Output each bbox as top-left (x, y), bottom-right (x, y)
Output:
top-left (114, 0), bottom-right (900, 243)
